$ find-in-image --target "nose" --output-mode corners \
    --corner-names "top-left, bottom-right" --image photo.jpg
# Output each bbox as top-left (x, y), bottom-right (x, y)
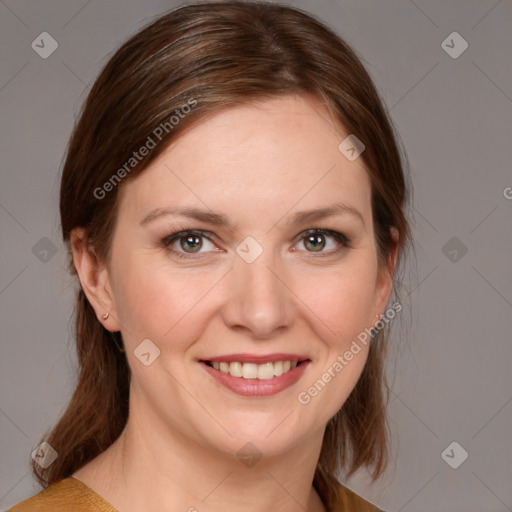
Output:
top-left (220, 249), bottom-right (294, 339)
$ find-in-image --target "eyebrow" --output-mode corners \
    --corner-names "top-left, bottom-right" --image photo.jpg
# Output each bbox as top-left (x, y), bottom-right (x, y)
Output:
top-left (140, 207), bottom-right (233, 228)
top-left (140, 202), bottom-right (365, 229)
top-left (287, 203), bottom-right (365, 229)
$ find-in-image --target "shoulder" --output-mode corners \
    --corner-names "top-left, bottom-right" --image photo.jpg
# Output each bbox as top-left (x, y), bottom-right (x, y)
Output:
top-left (332, 483), bottom-right (385, 512)
top-left (6, 477), bottom-right (117, 512)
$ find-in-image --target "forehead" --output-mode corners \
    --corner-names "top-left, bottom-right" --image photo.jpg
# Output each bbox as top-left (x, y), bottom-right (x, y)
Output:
top-left (117, 94), bottom-right (372, 226)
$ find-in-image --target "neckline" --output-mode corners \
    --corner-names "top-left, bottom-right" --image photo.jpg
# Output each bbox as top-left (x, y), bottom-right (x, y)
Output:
top-left (66, 475), bottom-right (378, 511)
top-left (67, 476), bottom-right (119, 511)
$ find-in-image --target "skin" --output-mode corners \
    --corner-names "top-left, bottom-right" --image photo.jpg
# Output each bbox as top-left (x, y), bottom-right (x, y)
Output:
top-left (71, 94), bottom-right (397, 512)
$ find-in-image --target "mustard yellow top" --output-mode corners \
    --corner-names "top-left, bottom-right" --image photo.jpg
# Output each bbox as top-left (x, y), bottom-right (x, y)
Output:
top-left (7, 476), bottom-right (383, 511)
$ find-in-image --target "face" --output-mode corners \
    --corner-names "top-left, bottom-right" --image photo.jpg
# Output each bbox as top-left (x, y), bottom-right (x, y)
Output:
top-left (91, 95), bottom-right (393, 459)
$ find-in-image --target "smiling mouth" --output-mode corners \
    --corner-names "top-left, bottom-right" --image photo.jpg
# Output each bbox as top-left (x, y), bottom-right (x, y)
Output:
top-left (202, 359), bottom-right (309, 380)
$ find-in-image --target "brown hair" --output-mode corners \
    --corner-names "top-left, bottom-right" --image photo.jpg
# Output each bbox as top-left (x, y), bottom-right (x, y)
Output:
top-left (32, 1), bottom-right (411, 508)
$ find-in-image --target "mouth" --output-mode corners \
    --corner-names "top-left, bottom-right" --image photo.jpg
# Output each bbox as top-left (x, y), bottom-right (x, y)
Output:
top-left (198, 354), bottom-right (311, 397)
top-left (201, 359), bottom-right (309, 380)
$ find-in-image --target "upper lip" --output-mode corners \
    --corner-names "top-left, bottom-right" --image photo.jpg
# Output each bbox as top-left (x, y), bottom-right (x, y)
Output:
top-left (201, 353), bottom-right (310, 364)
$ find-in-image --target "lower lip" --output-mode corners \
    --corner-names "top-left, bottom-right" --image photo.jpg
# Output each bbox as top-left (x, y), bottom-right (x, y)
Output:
top-left (200, 361), bottom-right (310, 396)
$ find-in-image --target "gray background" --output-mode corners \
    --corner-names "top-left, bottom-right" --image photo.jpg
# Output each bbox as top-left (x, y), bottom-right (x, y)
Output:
top-left (1, 1), bottom-right (511, 510)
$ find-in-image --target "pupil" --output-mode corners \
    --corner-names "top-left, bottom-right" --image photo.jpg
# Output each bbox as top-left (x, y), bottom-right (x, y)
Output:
top-left (181, 235), bottom-right (202, 252)
top-left (306, 234), bottom-right (325, 251)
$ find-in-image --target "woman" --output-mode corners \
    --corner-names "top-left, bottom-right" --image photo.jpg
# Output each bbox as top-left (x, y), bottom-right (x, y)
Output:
top-left (9, 1), bottom-right (411, 511)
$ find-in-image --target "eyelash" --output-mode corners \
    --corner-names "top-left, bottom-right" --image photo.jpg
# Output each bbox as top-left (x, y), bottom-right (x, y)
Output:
top-left (161, 227), bottom-right (351, 260)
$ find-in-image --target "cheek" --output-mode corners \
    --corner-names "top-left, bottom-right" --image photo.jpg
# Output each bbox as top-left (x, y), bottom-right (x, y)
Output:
top-left (294, 263), bottom-right (376, 420)
top-left (110, 250), bottom-right (226, 349)
top-left (293, 258), bottom-right (378, 343)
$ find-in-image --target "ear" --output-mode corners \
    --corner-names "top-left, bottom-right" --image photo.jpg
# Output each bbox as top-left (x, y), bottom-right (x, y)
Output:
top-left (372, 227), bottom-right (399, 319)
top-left (70, 227), bottom-right (121, 332)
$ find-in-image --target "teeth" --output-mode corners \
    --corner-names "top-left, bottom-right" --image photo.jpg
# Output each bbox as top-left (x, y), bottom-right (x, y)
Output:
top-left (208, 360), bottom-right (301, 379)
top-left (229, 361), bottom-right (243, 377)
top-left (258, 362), bottom-right (274, 380)
top-left (242, 363), bottom-right (258, 379)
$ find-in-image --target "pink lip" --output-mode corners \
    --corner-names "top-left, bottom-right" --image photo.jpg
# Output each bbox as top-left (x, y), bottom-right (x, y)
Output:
top-left (201, 353), bottom-right (309, 364)
top-left (200, 360), bottom-right (311, 397)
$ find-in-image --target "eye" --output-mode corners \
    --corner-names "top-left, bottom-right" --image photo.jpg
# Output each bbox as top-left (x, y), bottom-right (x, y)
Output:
top-left (295, 229), bottom-right (350, 254)
top-left (162, 230), bottom-right (218, 258)
top-left (162, 227), bottom-right (350, 260)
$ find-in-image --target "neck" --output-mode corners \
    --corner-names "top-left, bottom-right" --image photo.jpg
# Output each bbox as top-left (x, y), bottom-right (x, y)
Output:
top-left (75, 397), bottom-right (328, 512)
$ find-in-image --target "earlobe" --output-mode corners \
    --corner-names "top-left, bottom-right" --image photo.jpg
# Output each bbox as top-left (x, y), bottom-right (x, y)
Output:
top-left (70, 228), bottom-right (120, 331)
